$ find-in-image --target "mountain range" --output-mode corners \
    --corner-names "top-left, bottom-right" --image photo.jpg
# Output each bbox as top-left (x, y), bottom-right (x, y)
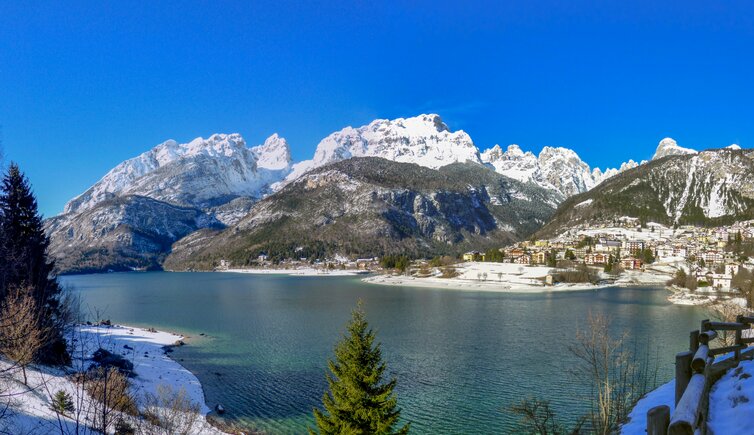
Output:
top-left (44, 113), bottom-right (746, 273)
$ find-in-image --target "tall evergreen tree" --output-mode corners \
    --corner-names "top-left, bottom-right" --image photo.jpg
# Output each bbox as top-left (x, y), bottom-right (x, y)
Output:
top-left (0, 163), bottom-right (69, 364)
top-left (310, 302), bottom-right (409, 435)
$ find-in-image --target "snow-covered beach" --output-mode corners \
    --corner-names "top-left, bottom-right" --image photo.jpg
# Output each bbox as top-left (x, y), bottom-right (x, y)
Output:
top-left (1, 324), bottom-right (225, 434)
top-left (361, 261), bottom-right (674, 294)
top-left (222, 267), bottom-right (367, 276)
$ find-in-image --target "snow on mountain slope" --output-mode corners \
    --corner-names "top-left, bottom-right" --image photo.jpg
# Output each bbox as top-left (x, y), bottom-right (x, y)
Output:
top-left (283, 114), bottom-right (481, 183)
top-left (252, 133), bottom-right (292, 171)
top-left (65, 133), bottom-right (292, 214)
top-left (480, 144), bottom-right (638, 199)
top-left (652, 137), bottom-right (697, 160)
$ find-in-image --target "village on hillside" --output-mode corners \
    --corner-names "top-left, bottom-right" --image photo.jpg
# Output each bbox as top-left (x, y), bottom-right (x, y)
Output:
top-left (481, 218), bottom-right (754, 289)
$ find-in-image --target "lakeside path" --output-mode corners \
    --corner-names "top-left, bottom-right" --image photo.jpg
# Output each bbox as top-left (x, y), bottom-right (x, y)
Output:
top-left (3, 324), bottom-right (226, 434)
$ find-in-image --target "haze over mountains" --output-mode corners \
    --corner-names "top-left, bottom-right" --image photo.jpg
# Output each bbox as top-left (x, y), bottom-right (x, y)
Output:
top-left (44, 113), bottom-right (746, 273)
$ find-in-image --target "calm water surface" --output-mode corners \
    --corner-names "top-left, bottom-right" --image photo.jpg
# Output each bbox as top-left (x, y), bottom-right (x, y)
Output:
top-left (61, 272), bottom-right (704, 434)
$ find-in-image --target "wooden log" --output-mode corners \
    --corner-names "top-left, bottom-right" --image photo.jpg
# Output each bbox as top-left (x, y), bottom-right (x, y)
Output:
top-left (647, 405), bottom-right (670, 435)
top-left (697, 330), bottom-right (716, 345)
top-left (691, 345), bottom-right (709, 373)
top-left (706, 321), bottom-right (747, 331)
top-left (669, 373), bottom-right (706, 435)
top-left (740, 336), bottom-right (754, 344)
top-left (690, 330), bottom-right (700, 352)
top-left (708, 344), bottom-right (746, 356)
top-left (701, 318), bottom-right (710, 332)
top-left (739, 315), bottom-right (754, 324)
top-left (675, 350), bottom-right (694, 406)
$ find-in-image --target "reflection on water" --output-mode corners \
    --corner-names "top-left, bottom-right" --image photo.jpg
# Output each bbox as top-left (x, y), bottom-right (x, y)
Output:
top-left (62, 272), bottom-right (703, 434)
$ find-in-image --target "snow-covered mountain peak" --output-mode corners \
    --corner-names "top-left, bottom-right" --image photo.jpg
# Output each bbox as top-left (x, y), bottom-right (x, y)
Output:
top-left (652, 137), bottom-right (697, 160)
top-left (286, 114), bottom-right (481, 184)
top-left (727, 144), bottom-right (742, 150)
top-left (252, 134), bottom-right (292, 171)
top-left (538, 146), bottom-right (583, 164)
top-left (62, 133), bottom-right (284, 215)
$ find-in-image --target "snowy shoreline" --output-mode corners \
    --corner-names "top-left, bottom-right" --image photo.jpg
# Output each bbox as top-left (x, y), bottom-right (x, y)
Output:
top-left (361, 274), bottom-right (614, 293)
top-left (361, 261), bottom-right (674, 294)
top-left (221, 267), bottom-right (368, 276)
top-left (3, 324), bottom-right (227, 434)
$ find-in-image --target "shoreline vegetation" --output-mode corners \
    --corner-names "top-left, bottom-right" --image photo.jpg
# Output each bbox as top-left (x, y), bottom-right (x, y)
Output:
top-left (2, 323), bottom-right (230, 434)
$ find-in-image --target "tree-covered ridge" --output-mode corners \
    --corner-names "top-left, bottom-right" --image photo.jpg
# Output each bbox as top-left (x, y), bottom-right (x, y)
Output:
top-left (537, 148), bottom-right (754, 238)
top-left (165, 157), bottom-right (558, 270)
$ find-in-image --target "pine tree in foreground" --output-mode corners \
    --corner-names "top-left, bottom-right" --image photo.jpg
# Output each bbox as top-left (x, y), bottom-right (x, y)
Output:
top-left (0, 163), bottom-right (69, 364)
top-left (310, 302), bottom-right (409, 435)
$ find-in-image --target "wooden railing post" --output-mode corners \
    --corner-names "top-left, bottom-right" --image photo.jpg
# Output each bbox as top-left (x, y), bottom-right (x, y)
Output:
top-left (647, 405), bottom-right (670, 435)
top-left (675, 350), bottom-right (693, 406)
top-left (700, 319), bottom-right (710, 333)
top-left (735, 314), bottom-right (743, 362)
top-left (689, 330), bottom-right (699, 353)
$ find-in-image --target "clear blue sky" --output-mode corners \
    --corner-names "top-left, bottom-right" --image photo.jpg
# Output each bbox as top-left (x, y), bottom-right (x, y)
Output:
top-left (1, 1), bottom-right (752, 217)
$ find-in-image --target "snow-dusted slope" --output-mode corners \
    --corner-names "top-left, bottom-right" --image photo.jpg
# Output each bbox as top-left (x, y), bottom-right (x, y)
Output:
top-left (48, 133), bottom-right (293, 272)
top-left (537, 147), bottom-right (754, 237)
top-left (652, 137), bottom-right (697, 160)
top-left (284, 114), bottom-right (481, 182)
top-left (65, 133), bottom-right (292, 213)
top-left (480, 144), bottom-right (638, 199)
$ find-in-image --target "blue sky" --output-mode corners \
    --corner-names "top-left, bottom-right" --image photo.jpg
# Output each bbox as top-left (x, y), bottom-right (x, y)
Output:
top-left (1, 1), bottom-right (752, 217)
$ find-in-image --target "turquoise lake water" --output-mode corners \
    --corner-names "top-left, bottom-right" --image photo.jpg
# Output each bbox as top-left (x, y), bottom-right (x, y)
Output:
top-left (61, 272), bottom-right (704, 434)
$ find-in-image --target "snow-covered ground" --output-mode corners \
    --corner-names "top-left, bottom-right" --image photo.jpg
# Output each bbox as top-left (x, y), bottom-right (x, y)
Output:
top-left (363, 262), bottom-right (612, 293)
top-left (622, 351), bottom-right (754, 434)
top-left (621, 380), bottom-right (676, 435)
top-left (708, 359), bottom-right (754, 434)
top-left (222, 267), bottom-right (367, 276)
top-left (1, 325), bottom-right (224, 434)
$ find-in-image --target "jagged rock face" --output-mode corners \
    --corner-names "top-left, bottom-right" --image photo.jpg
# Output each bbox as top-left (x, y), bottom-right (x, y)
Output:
top-left (46, 196), bottom-right (222, 273)
top-left (48, 133), bottom-right (293, 273)
top-left (652, 137), bottom-right (697, 160)
top-left (252, 133), bottom-right (292, 171)
top-left (164, 157), bottom-right (559, 270)
top-left (537, 148), bottom-right (754, 237)
top-left (65, 133), bottom-right (291, 213)
top-left (480, 144), bottom-right (637, 200)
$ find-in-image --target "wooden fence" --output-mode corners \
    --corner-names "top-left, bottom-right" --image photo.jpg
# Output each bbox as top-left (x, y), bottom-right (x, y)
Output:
top-left (646, 315), bottom-right (754, 435)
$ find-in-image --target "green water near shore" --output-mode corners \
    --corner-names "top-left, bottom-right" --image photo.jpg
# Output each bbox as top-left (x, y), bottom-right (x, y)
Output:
top-left (62, 271), bottom-right (703, 434)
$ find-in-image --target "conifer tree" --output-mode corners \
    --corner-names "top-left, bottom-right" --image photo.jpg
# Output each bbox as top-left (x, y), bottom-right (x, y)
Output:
top-left (0, 163), bottom-right (69, 364)
top-left (310, 302), bottom-right (409, 435)
top-left (51, 389), bottom-right (75, 415)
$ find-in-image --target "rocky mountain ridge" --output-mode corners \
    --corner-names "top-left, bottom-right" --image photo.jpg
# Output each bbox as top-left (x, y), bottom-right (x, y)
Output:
top-left (164, 157), bottom-right (560, 270)
top-left (45, 113), bottom-right (745, 273)
top-left (536, 147), bottom-right (754, 238)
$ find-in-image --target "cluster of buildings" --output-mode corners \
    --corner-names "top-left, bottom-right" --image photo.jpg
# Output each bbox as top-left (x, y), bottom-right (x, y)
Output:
top-left (217, 254), bottom-right (380, 271)
top-left (464, 219), bottom-right (754, 291)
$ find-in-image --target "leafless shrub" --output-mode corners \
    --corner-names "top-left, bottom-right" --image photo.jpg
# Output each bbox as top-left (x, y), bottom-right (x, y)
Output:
top-left (440, 266), bottom-right (459, 278)
top-left (509, 397), bottom-right (585, 434)
top-left (706, 301), bottom-right (749, 346)
top-left (0, 286), bottom-right (51, 385)
top-left (553, 264), bottom-right (598, 284)
top-left (138, 384), bottom-right (201, 435)
top-left (84, 365), bottom-right (137, 433)
top-left (568, 313), bottom-right (658, 434)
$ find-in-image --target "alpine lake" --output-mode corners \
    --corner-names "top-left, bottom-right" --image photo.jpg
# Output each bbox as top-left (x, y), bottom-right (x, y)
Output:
top-left (61, 271), bottom-right (704, 434)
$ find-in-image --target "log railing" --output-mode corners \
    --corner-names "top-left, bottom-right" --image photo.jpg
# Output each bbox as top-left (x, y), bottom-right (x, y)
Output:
top-left (646, 316), bottom-right (754, 435)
